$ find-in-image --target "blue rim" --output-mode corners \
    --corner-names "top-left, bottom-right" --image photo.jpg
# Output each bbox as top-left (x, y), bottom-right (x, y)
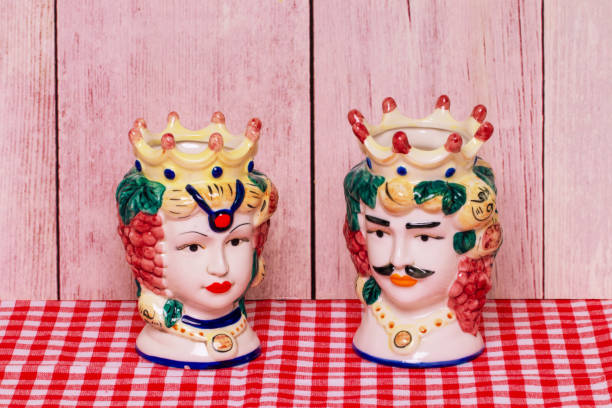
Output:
top-left (352, 343), bottom-right (484, 368)
top-left (136, 346), bottom-right (261, 369)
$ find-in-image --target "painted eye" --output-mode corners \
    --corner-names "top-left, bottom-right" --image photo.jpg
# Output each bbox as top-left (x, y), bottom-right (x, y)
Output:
top-left (416, 234), bottom-right (443, 242)
top-left (177, 243), bottom-right (205, 252)
top-left (375, 230), bottom-right (384, 238)
top-left (228, 238), bottom-right (249, 247)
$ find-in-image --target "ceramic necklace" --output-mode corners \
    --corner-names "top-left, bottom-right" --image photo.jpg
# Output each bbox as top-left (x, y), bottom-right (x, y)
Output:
top-left (138, 287), bottom-right (247, 359)
top-left (356, 276), bottom-right (457, 355)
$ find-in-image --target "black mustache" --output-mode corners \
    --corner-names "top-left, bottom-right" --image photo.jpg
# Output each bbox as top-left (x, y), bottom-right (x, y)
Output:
top-left (372, 264), bottom-right (435, 279)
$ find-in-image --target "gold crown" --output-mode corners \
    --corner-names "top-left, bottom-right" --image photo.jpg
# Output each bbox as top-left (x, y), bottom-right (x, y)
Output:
top-left (348, 95), bottom-right (494, 181)
top-left (129, 111), bottom-right (261, 186)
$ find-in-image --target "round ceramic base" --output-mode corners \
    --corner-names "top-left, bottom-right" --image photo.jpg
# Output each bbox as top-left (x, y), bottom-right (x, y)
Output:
top-left (136, 346), bottom-right (261, 369)
top-left (352, 343), bottom-right (484, 368)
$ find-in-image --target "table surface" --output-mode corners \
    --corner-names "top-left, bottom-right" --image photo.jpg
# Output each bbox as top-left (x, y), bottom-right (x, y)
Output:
top-left (0, 299), bottom-right (610, 407)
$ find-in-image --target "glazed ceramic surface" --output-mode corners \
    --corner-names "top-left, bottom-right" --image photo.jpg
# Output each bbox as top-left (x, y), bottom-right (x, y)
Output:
top-left (343, 95), bottom-right (502, 368)
top-left (116, 112), bottom-right (278, 369)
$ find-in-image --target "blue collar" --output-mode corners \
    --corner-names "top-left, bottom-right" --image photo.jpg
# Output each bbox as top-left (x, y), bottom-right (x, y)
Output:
top-left (181, 307), bottom-right (242, 329)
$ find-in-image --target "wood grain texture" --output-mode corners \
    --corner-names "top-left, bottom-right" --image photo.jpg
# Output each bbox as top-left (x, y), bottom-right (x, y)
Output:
top-left (314, 0), bottom-right (543, 299)
top-left (544, 1), bottom-right (612, 298)
top-left (57, 0), bottom-right (310, 299)
top-left (0, 1), bottom-right (56, 299)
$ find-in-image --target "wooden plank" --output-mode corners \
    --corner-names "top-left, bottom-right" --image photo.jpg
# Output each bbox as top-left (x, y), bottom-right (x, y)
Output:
top-left (0, 1), bottom-right (56, 299)
top-left (57, 0), bottom-right (310, 299)
top-left (544, 1), bottom-right (612, 298)
top-left (314, 0), bottom-right (543, 299)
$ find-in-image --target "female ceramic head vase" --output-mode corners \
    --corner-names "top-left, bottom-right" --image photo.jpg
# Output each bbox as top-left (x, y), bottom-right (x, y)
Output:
top-left (343, 95), bottom-right (503, 368)
top-left (116, 111), bottom-right (278, 369)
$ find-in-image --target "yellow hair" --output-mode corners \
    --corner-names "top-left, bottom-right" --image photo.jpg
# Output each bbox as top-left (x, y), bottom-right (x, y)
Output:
top-left (160, 176), bottom-right (276, 227)
top-left (377, 162), bottom-right (502, 257)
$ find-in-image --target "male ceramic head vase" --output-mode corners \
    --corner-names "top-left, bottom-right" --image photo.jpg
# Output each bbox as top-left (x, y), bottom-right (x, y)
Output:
top-left (343, 95), bottom-right (502, 368)
top-left (116, 111), bottom-right (278, 369)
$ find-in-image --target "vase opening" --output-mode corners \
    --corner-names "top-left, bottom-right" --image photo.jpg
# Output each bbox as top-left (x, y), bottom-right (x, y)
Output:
top-left (374, 127), bottom-right (470, 151)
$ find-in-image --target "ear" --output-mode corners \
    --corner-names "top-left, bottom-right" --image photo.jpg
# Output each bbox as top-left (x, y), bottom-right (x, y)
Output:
top-left (252, 181), bottom-right (279, 227)
top-left (357, 209), bottom-right (367, 238)
top-left (250, 256), bottom-right (266, 288)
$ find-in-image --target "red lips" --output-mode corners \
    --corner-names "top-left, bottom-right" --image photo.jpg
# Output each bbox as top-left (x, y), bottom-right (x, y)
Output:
top-left (205, 281), bottom-right (232, 294)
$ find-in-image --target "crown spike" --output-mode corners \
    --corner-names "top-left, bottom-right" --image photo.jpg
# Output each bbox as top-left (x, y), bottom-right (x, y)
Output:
top-left (444, 133), bottom-right (463, 153)
top-left (382, 97), bottom-right (397, 114)
top-left (392, 131), bottom-right (411, 154)
top-left (474, 122), bottom-right (494, 141)
top-left (347, 109), bottom-right (364, 125)
top-left (167, 111), bottom-right (180, 125)
top-left (211, 111), bottom-right (225, 124)
top-left (245, 118), bottom-right (262, 142)
top-left (471, 105), bottom-right (487, 123)
top-left (128, 128), bottom-right (142, 143)
top-left (133, 118), bottom-right (147, 129)
top-left (435, 95), bottom-right (450, 110)
top-left (208, 133), bottom-right (224, 152)
top-left (161, 133), bottom-right (176, 150)
top-left (352, 122), bottom-right (369, 143)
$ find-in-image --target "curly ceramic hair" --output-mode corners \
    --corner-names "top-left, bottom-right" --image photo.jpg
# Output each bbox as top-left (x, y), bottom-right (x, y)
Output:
top-left (343, 157), bottom-right (502, 335)
top-left (116, 168), bottom-right (278, 296)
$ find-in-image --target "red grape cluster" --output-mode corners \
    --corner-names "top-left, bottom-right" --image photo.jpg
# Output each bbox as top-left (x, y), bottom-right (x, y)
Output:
top-left (117, 212), bottom-right (166, 295)
top-left (343, 218), bottom-right (370, 276)
top-left (447, 255), bottom-right (494, 335)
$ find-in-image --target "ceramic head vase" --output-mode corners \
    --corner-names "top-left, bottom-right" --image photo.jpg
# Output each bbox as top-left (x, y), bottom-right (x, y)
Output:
top-left (116, 111), bottom-right (278, 369)
top-left (343, 95), bottom-right (502, 368)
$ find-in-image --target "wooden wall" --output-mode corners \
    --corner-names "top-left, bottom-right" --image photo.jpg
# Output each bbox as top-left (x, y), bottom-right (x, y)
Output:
top-left (1, 0), bottom-right (610, 300)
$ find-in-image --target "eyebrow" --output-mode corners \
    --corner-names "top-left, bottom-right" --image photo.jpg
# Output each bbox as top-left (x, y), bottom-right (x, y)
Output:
top-left (179, 231), bottom-right (208, 237)
top-left (365, 215), bottom-right (390, 227)
top-left (405, 222), bottom-right (441, 229)
top-left (230, 222), bottom-right (251, 233)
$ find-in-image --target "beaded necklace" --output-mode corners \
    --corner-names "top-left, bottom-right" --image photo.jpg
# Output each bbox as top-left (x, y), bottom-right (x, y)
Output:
top-left (356, 276), bottom-right (456, 355)
top-left (138, 288), bottom-right (248, 359)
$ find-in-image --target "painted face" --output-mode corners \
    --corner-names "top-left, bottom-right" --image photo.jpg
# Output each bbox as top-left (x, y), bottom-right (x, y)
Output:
top-left (360, 196), bottom-right (459, 310)
top-left (161, 210), bottom-right (254, 315)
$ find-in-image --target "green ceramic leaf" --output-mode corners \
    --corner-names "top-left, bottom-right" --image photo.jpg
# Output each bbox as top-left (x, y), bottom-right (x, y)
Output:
top-left (251, 251), bottom-right (258, 281)
top-left (453, 230), bottom-right (476, 254)
top-left (163, 299), bottom-right (183, 328)
top-left (413, 180), bottom-right (446, 204)
top-left (116, 168), bottom-right (166, 224)
top-left (135, 279), bottom-right (141, 297)
top-left (239, 297), bottom-right (247, 318)
top-left (442, 183), bottom-right (467, 215)
top-left (362, 277), bottom-right (381, 305)
top-left (473, 165), bottom-right (497, 193)
top-left (343, 161), bottom-right (385, 231)
top-left (248, 170), bottom-right (268, 192)
top-left (414, 181), bottom-right (466, 215)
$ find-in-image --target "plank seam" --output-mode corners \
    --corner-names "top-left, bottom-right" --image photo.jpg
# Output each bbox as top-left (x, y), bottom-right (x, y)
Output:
top-left (54, 0), bottom-right (60, 300)
top-left (541, 0), bottom-right (546, 299)
top-left (309, 0), bottom-right (316, 300)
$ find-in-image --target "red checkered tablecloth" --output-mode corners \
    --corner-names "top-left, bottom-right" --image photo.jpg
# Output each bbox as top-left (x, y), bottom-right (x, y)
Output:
top-left (0, 300), bottom-right (610, 407)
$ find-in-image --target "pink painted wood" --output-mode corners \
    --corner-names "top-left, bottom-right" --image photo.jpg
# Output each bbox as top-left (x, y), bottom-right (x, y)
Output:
top-left (56, 0), bottom-right (310, 299)
top-left (0, 1), bottom-right (57, 299)
top-left (544, 1), bottom-right (612, 298)
top-left (314, 0), bottom-right (543, 299)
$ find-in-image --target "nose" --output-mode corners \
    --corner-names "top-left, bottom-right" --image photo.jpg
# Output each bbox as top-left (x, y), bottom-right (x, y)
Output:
top-left (207, 250), bottom-right (228, 277)
top-left (390, 233), bottom-right (413, 269)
